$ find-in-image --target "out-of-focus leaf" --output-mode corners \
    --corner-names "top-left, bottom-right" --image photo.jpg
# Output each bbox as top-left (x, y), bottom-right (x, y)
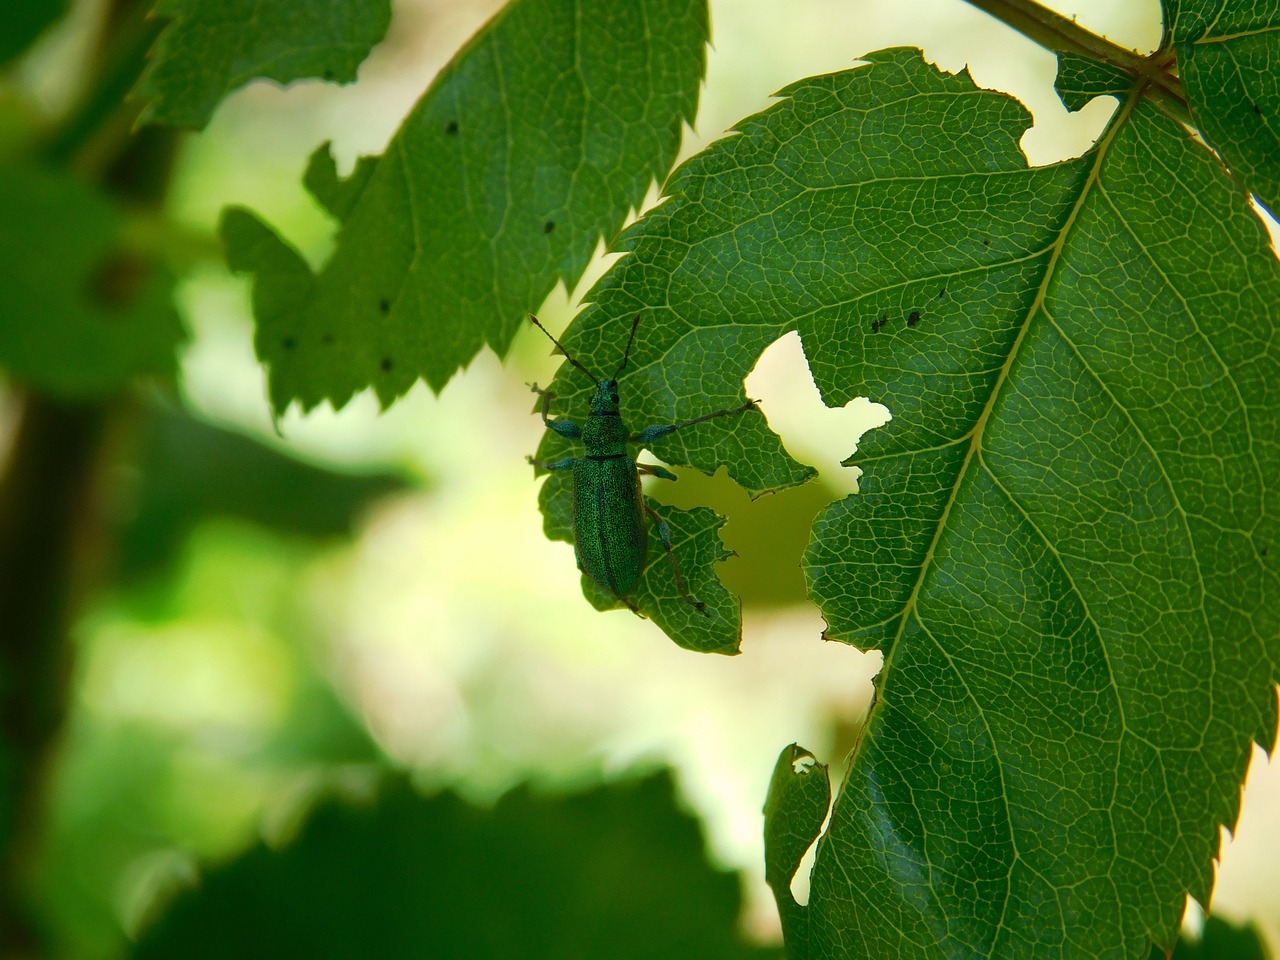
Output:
top-left (37, 724), bottom-right (184, 960)
top-left (0, 162), bottom-right (183, 396)
top-left (224, 0), bottom-right (709, 414)
top-left (1149, 915), bottom-right (1271, 960)
top-left (132, 772), bottom-right (776, 960)
top-left (1166, 1), bottom-right (1280, 217)
top-left (114, 404), bottom-right (407, 582)
top-left (0, 0), bottom-right (68, 64)
top-left (133, 0), bottom-right (392, 130)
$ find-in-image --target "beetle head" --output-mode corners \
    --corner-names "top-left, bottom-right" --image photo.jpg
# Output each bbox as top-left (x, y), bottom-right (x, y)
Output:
top-left (589, 378), bottom-right (622, 415)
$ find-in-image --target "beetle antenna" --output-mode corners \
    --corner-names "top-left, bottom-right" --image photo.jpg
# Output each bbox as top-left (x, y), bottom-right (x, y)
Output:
top-left (528, 314), bottom-right (598, 382)
top-left (614, 314), bottom-right (642, 378)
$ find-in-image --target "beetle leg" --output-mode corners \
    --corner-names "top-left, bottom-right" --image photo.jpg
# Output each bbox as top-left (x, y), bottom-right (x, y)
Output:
top-left (615, 593), bottom-right (645, 617)
top-left (526, 455), bottom-right (577, 471)
top-left (529, 383), bottom-right (582, 439)
top-left (643, 505), bottom-right (709, 617)
top-left (636, 462), bottom-right (678, 481)
top-left (631, 399), bottom-right (758, 444)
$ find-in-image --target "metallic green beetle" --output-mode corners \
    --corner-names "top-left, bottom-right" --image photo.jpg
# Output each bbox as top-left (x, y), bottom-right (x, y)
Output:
top-left (527, 314), bottom-right (756, 613)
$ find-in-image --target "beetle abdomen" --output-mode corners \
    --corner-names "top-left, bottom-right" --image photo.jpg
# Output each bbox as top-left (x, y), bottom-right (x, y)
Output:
top-left (572, 456), bottom-right (647, 597)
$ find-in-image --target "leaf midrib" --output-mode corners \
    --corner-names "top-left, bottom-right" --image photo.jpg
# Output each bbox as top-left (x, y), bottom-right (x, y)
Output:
top-left (823, 87), bottom-right (1147, 953)
top-left (876, 86), bottom-right (1140, 667)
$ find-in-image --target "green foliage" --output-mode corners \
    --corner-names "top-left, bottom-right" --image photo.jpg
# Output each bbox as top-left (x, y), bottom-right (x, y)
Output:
top-left (591, 45), bottom-right (1278, 957)
top-left (224, 0), bottom-right (710, 414)
top-left (0, 162), bottom-right (183, 397)
top-left (1154, 915), bottom-right (1272, 959)
top-left (1054, 52), bottom-right (1133, 111)
top-left (113, 404), bottom-right (407, 582)
top-left (5, 0), bottom-right (1280, 956)
top-left (762, 745), bottom-right (830, 960)
top-left (131, 772), bottom-right (775, 960)
top-left (133, 0), bottom-right (393, 130)
top-left (1168, 2), bottom-right (1280, 218)
top-left (0, 0), bottom-right (67, 64)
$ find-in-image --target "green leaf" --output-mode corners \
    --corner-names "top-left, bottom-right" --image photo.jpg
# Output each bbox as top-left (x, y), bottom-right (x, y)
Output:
top-left (131, 773), bottom-right (775, 960)
top-left (225, 0), bottom-right (709, 415)
top-left (567, 47), bottom-right (1279, 956)
top-left (114, 403), bottom-right (407, 582)
top-left (1169, 4), bottom-right (1280, 218)
top-left (0, 161), bottom-right (183, 397)
top-left (762, 744), bottom-right (831, 960)
top-left (133, 0), bottom-right (393, 130)
top-left (799, 51), bottom-right (1278, 960)
top-left (0, 0), bottom-right (68, 65)
top-left (302, 142), bottom-right (378, 224)
top-left (1150, 915), bottom-right (1271, 960)
top-left (1054, 52), bottom-right (1132, 111)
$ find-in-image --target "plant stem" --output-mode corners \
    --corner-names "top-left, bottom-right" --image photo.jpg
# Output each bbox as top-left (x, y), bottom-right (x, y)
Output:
top-left (0, 0), bottom-right (182, 952)
top-left (39, 6), bottom-right (164, 172)
top-left (962, 0), bottom-right (1191, 123)
top-left (0, 395), bottom-right (110, 954)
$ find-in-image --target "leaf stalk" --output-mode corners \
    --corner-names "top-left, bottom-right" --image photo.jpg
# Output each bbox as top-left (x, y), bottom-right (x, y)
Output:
top-left (962, 0), bottom-right (1191, 125)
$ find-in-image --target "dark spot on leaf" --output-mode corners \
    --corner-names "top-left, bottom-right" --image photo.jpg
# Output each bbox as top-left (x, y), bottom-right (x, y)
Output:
top-left (323, 69), bottom-right (335, 81)
top-left (282, 336), bottom-right (297, 350)
top-left (907, 311), bottom-right (921, 327)
top-left (871, 316), bottom-right (886, 333)
top-left (1263, 547), bottom-right (1270, 557)
top-left (1253, 103), bottom-right (1262, 115)
top-left (322, 334), bottom-right (335, 345)
top-left (381, 357), bottom-right (393, 372)
top-left (445, 121), bottom-right (459, 134)
top-left (544, 220), bottom-right (556, 234)
top-left (983, 238), bottom-right (990, 246)
top-left (379, 297), bottom-right (391, 314)
top-left (938, 288), bottom-right (946, 298)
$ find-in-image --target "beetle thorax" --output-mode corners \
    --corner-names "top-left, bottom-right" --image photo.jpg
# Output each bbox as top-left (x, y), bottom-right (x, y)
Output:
top-left (583, 378), bottom-right (628, 450)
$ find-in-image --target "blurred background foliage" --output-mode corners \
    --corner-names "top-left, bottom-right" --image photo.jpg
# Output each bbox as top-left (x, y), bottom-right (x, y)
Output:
top-left (0, 0), bottom-right (1278, 957)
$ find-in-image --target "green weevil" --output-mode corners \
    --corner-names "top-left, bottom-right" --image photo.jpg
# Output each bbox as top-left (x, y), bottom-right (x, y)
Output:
top-left (527, 313), bottom-right (757, 614)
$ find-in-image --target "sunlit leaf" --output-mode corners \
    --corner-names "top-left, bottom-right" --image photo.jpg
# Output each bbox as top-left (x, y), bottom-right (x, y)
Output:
top-left (1168, 1), bottom-right (1280, 218)
top-left (225, 0), bottom-right (709, 414)
top-left (134, 0), bottom-right (393, 130)
top-left (591, 47), bottom-right (1278, 956)
top-left (1054, 51), bottom-right (1132, 111)
top-left (762, 744), bottom-right (831, 960)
